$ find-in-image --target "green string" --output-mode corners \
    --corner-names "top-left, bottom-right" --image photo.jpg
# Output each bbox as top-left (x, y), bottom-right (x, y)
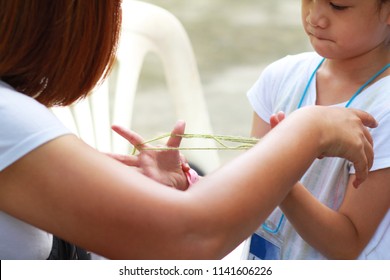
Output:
top-left (131, 133), bottom-right (260, 155)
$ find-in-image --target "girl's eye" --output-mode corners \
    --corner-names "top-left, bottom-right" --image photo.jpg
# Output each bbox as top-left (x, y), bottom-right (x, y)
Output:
top-left (329, 2), bottom-right (349, 11)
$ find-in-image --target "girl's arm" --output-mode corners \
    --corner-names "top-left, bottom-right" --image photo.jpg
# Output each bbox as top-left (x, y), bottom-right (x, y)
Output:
top-left (252, 111), bottom-right (389, 259)
top-left (0, 106), bottom-right (376, 259)
top-left (280, 171), bottom-right (390, 259)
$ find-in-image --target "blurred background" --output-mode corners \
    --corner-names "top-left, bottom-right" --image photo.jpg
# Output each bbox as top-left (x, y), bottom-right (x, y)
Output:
top-left (130, 0), bottom-right (312, 166)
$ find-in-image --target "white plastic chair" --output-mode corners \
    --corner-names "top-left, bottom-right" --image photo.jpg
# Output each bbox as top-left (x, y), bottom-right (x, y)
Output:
top-left (52, 0), bottom-right (220, 174)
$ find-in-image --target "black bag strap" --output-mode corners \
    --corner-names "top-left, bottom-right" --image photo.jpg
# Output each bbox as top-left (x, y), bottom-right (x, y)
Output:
top-left (47, 236), bottom-right (91, 260)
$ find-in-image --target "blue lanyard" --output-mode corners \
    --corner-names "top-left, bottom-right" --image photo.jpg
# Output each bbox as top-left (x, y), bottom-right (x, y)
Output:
top-left (298, 58), bottom-right (390, 109)
top-left (262, 212), bottom-right (285, 234)
top-left (346, 63), bottom-right (390, 107)
top-left (262, 58), bottom-right (390, 235)
top-left (297, 58), bottom-right (325, 109)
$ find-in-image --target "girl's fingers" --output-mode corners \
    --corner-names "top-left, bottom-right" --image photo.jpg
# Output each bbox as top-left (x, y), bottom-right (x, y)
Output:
top-left (105, 152), bottom-right (139, 166)
top-left (166, 120), bottom-right (186, 148)
top-left (111, 125), bottom-right (148, 150)
top-left (270, 114), bottom-right (279, 128)
top-left (276, 111), bottom-right (286, 122)
top-left (270, 111), bottom-right (285, 129)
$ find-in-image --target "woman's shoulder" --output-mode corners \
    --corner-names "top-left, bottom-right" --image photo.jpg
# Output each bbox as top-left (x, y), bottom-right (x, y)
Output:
top-left (0, 81), bottom-right (59, 121)
top-left (0, 81), bottom-right (46, 114)
top-left (0, 81), bottom-right (70, 171)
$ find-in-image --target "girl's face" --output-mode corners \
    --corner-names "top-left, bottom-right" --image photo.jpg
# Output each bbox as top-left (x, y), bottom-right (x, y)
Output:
top-left (301, 0), bottom-right (390, 60)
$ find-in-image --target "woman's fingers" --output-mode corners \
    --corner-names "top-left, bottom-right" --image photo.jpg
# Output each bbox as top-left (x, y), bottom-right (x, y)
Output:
top-left (349, 109), bottom-right (377, 187)
top-left (351, 150), bottom-right (369, 188)
top-left (351, 108), bottom-right (378, 129)
top-left (351, 126), bottom-right (375, 188)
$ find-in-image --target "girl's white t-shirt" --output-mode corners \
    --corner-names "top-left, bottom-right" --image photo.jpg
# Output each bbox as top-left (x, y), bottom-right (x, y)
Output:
top-left (246, 52), bottom-right (390, 259)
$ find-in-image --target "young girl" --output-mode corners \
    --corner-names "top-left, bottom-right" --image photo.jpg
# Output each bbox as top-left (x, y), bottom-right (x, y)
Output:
top-left (247, 0), bottom-right (390, 259)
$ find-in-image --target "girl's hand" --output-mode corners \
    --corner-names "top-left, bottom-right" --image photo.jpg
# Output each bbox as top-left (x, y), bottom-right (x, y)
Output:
top-left (106, 121), bottom-right (190, 191)
top-left (270, 111), bottom-right (286, 129)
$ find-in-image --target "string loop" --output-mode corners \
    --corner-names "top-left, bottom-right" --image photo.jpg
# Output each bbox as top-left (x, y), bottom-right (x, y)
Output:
top-left (131, 133), bottom-right (259, 155)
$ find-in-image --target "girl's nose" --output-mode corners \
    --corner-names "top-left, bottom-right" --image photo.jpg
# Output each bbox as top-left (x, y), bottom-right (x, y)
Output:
top-left (306, 3), bottom-right (328, 28)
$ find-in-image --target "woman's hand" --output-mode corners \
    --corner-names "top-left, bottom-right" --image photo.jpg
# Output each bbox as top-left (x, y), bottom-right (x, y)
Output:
top-left (289, 106), bottom-right (377, 187)
top-left (106, 121), bottom-right (190, 190)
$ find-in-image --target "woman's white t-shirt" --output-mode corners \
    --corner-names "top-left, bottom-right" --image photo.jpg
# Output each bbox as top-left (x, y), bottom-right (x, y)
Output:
top-left (0, 81), bottom-right (70, 259)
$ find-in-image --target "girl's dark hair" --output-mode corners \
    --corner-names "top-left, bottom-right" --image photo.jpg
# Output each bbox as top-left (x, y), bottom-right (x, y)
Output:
top-left (0, 0), bottom-right (122, 106)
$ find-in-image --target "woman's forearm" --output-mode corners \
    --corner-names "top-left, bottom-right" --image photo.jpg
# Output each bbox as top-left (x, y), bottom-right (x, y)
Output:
top-left (182, 106), bottom-right (377, 258)
top-left (182, 107), bottom-right (346, 258)
top-left (0, 107), bottom-right (376, 259)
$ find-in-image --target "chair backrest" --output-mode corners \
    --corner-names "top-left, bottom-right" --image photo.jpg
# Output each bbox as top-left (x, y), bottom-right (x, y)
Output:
top-left (52, 0), bottom-right (220, 173)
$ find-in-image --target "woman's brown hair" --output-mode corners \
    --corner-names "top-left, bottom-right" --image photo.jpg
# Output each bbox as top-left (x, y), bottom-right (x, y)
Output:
top-left (0, 0), bottom-right (122, 107)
